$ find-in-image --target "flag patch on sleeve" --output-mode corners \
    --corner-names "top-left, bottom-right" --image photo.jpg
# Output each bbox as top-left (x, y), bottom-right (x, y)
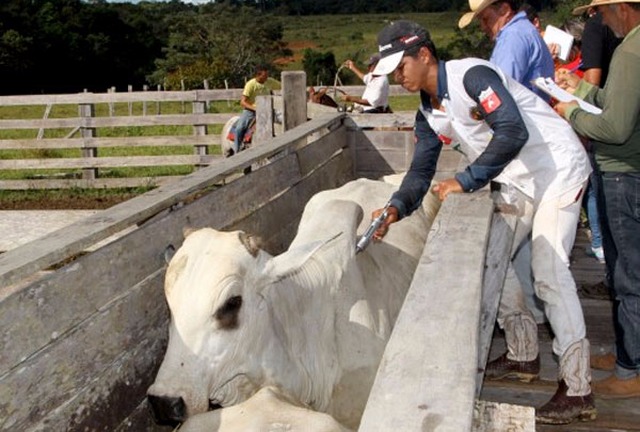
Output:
top-left (478, 86), bottom-right (502, 114)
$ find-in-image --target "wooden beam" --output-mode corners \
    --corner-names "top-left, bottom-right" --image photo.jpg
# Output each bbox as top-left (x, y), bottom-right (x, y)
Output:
top-left (476, 206), bottom-right (518, 397)
top-left (359, 192), bottom-right (494, 432)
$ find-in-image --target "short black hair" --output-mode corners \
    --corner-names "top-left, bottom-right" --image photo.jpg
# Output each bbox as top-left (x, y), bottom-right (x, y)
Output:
top-left (254, 64), bottom-right (269, 75)
top-left (519, 3), bottom-right (539, 22)
top-left (405, 40), bottom-right (438, 61)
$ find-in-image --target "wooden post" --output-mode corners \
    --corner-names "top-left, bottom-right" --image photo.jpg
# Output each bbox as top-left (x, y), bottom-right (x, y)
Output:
top-left (156, 84), bottom-right (161, 115)
top-left (128, 85), bottom-right (133, 116)
top-left (254, 95), bottom-right (274, 145)
top-left (78, 103), bottom-right (98, 180)
top-left (281, 71), bottom-right (307, 132)
top-left (192, 101), bottom-right (208, 170)
top-left (181, 79), bottom-right (186, 114)
top-left (108, 86), bottom-right (116, 117)
top-left (203, 79), bottom-right (210, 111)
top-left (142, 85), bottom-right (148, 116)
top-left (476, 206), bottom-right (518, 397)
top-left (224, 79), bottom-right (231, 108)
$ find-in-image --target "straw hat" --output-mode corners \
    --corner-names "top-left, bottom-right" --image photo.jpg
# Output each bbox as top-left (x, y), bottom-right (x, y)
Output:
top-left (573, 0), bottom-right (640, 15)
top-left (458, 0), bottom-right (500, 29)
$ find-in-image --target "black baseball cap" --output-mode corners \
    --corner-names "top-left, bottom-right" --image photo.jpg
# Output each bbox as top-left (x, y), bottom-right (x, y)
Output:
top-left (372, 20), bottom-right (432, 75)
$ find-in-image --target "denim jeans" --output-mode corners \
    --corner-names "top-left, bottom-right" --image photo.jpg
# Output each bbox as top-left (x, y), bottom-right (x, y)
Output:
top-left (598, 172), bottom-right (640, 377)
top-left (585, 173), bottom-right (602, 249)
top-left (233, 109), bottom-right (255, 154)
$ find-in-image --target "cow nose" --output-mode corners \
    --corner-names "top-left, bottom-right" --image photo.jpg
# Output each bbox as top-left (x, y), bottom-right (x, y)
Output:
top-left (147, 394), bottom-right (186, 426)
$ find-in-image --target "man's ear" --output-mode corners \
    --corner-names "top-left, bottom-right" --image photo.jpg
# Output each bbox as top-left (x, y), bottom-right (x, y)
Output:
top-left (419, 46), bottom-right (433, 64)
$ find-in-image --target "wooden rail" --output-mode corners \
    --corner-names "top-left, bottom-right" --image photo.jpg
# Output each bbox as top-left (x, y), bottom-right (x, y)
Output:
top-left (0, 84), bottom-right (411, 190)
top-left (359, 193), bottom-right (524, 431)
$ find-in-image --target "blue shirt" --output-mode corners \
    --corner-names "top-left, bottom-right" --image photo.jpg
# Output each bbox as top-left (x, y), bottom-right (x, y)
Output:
top-left (490, 11), bottom-right (554, 99)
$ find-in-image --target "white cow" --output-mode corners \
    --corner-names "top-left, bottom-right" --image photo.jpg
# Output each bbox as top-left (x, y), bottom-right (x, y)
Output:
top-left (178, 386), bottom-right (352, 432)
top-left (148, 178), bottom-right (441, 430)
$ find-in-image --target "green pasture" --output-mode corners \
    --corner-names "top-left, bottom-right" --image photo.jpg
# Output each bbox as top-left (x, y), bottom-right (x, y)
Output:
top-left (280, 12), bottom-right (460, 75)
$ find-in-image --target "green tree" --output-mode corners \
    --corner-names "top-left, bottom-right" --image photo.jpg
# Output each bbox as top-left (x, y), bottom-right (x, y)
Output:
top-left (302, 49), bottom-right (337, 87)
top-left (151, 4), bottom-right (286, 89)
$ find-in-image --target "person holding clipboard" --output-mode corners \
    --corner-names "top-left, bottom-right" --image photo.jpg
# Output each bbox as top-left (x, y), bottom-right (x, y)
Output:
top-left (555, 0), bottom-right (640, 400)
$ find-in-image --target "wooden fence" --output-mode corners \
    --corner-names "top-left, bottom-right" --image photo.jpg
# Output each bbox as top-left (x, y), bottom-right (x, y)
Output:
top-left (0, 82), bottom-right (413, 190)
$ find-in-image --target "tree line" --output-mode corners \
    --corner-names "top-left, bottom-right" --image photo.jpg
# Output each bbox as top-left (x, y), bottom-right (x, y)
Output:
top-left (0, 0), bottom-right (564, 96)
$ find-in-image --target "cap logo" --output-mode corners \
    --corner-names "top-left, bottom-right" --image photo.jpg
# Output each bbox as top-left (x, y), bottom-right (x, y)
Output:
top-left (379, 43), bottom-right (393, 52)
top-left (400, 35), bottom-right (420, 45)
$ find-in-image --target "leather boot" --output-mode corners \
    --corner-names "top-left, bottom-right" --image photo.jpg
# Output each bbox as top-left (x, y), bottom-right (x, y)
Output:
top-left (591, 352), bottom-right (616, 371)
top-left (485, 352), bottom-right (540, 382)
top-left (486, 313), bottom-right (540, 382)
top-left (537, 339), bottom-right (596, 424)
top-left (561, 339), bottom-right (592, 397)
top-left (536, 380), bottom-right (597, 424)
top-left (593, 375), bottom-right (640, 399)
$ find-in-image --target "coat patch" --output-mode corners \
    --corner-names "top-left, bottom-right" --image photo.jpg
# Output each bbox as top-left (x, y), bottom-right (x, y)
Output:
top-left (479, 86), bottom-right (502, 114)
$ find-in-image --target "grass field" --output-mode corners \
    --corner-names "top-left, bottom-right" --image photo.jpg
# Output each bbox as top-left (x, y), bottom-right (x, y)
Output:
top-left (279, 12), bottom-right (461, 72)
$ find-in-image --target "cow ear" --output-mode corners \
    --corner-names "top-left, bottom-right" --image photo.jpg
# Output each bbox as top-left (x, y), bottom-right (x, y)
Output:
top-left (262, 232), bottom-right (342, 283)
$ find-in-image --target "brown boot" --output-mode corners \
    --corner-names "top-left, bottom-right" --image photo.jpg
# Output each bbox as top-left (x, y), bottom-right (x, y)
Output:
top-left (485, 352), bottom-right (540, 382)
top-left (536, 380), bottom-right (597, 425)
top-left (591, 352), bottom-right (616, 371)
top-left (593, 374), bottom-right (640, 399)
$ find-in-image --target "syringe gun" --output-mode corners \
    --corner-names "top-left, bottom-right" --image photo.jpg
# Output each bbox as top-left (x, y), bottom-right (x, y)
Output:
top-left (355, 203), bottom-right (390, 254)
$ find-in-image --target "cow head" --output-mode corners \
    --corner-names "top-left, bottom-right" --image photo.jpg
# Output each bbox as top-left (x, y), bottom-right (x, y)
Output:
top-left (147, 228), bottom-right (273, 425)
top-left (147, 202), bottom-right (359, 426)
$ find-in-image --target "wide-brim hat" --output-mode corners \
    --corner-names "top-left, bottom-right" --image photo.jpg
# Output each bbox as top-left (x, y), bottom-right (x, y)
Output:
top-left (573, 0), bottom-right (640, 15)
top-left (459, 0), bottom-right (500, 29)
top-left (372, 20), bottom-right (432, 76)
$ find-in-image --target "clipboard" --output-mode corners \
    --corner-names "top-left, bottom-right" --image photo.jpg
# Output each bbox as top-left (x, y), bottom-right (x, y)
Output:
top-left (543, 25), bottom-right (574, 62)
top-left (532, 77), bottom-right (602, 115)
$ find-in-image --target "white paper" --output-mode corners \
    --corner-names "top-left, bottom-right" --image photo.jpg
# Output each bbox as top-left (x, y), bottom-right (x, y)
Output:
top-left (532, 77), bottom-right (602, 114)
top-left (543, 24), bottom-right (574, 62)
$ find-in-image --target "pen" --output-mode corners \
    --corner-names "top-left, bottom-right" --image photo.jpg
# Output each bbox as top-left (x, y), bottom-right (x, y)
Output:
top-left (567, 61), bottom-right (583, 74)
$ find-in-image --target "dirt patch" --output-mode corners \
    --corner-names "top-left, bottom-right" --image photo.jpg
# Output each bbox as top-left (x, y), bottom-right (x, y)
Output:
top-left (286, 40), bottom-right (318, 50)
top-left (1, 193), bottom-right (138, 210)
top-left (274, 40), bottom-right (318, 65)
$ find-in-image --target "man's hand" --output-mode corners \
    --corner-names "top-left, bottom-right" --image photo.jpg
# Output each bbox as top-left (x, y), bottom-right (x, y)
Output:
top-left (340, 94), bottom-right (352, 103)
top-left (547, 42), bottom-right (560, 60)
top-left (554, 100), bottom-right (579, 117)
top-left (343, 59), bottom-right (355, 70)
top-left (372, 206), bottom-right (398, 242)
top-left (555, 69), bottom-right (581, 93)
top-left (432, 178), bottom-right (463, 201)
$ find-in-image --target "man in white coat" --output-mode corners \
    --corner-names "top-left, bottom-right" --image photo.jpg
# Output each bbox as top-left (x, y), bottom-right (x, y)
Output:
top-left (369, 20), bottom-right (596, 425)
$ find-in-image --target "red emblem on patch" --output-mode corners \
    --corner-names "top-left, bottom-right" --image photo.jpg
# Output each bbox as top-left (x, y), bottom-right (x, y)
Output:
top-left (479, 86), bottom-right (502, 114)
top-left (438, 134), bottom-right (452, 145)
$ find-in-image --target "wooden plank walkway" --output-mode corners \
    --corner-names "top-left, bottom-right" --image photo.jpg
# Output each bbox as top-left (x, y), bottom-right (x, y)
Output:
top-left (480, 226), bottom-right (640, 431)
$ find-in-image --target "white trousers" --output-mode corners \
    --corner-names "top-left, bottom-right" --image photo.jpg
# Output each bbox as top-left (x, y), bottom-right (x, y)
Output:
top-left (496, 181), bottom-right (588, 358)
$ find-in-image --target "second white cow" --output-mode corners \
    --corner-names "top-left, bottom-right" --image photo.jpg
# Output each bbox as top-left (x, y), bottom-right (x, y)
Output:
top-left (147, 178), bottom-right (440, 429)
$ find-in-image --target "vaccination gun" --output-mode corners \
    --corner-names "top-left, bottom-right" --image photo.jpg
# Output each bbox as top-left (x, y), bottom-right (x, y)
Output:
top-left (356, 202), bottom-right (391, 254)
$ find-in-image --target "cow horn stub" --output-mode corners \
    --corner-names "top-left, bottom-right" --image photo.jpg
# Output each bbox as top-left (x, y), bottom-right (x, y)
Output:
top-left (239, 231), bottom-right (262, 257)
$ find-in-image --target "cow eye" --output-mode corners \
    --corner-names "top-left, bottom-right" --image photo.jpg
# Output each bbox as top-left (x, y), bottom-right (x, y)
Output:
top-left (214, 295), bottom-right (243, 330)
